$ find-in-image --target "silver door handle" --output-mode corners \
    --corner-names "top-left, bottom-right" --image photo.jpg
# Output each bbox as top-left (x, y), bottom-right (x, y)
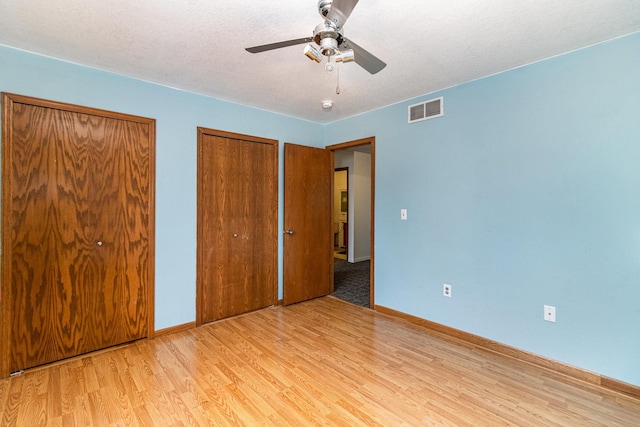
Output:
top-left (97, 241), bottom-right (103, 246)
top-left (283, 229), bottom-right (294, 235)
top-left (233, 233), bottom-right (238, 238)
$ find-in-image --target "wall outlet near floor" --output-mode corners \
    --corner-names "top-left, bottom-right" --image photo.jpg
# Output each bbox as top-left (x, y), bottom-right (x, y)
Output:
top-left (443, 283), bottom-right (452, 298)
top-left (400, 209), bottom-right (408, 220)
top-left (544, 305), bottom-right (556, 322)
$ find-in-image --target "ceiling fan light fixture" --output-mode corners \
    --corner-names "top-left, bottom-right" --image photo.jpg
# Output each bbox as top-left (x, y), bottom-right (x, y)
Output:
top-left (303, 44), bottom-right (322, 63)
top-left (335, 49), bottom-right (354, 63)
top-left (319, 36), bottom-right (338, 56)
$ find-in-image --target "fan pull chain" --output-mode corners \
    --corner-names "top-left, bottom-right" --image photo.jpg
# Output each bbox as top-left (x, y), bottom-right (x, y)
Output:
top-left (336, 63), bottom-right (341, 95)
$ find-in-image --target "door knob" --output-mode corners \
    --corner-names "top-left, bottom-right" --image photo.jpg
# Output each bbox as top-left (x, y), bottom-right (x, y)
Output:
top-left (283, 229), bottom-right (294, 235)
top-left (233, 233), bottom-right (238, 238)
top-left (97, 241), bottom-right (103, 246)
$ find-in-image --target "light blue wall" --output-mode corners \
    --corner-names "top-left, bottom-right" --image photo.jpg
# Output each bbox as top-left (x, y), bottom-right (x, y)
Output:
top-left (0, 44), bottom-right (324, 330)
top-left (325, 33), bottom-right (640, 386)
top-left (2, 31), bottom-right (639, 387)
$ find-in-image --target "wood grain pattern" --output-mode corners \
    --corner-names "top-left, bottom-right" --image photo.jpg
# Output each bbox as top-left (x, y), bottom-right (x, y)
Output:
top-left (197, 128), bottom-right (278, 324)
top-left (1, 93), bottom-right (154, 375)
top-left (283, 143), bottom-right (333, 305)
top-left (0, 296), bottom-right (637, 425)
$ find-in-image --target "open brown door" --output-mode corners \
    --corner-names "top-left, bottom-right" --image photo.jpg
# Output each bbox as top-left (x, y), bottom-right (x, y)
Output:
top-left (283, 143), bottom-right (332, 305)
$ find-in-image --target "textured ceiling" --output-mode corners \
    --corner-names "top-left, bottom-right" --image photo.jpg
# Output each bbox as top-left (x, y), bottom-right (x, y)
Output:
top-left (1, 0), bottom-right (639, 123)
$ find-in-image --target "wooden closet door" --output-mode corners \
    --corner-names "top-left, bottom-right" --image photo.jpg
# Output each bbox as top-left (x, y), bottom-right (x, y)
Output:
top-left (1, 94), bottom-right (154, 375)
top-left (197, 129), bottom-right (277, 324)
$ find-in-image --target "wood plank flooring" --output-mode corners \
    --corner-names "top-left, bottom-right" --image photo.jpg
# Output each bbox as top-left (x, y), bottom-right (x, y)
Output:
top-left (0, 296), bottom-right (638, 426)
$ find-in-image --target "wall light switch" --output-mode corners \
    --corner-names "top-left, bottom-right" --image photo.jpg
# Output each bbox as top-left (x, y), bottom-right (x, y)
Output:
top-left (401, 209), bottom-right (408, 220)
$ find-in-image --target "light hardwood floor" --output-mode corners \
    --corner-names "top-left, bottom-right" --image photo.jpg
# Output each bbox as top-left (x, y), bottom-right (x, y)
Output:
top-left (0, 296), bottom-right (638, 426)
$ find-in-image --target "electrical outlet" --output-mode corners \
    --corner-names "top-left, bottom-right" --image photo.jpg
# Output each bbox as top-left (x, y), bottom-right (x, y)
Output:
top-left (401, 209), bottom-right (408, 220)
top-left (443, 284), bottom-right (452, 298)
top-left (544, 305), bottom-right (556, 322)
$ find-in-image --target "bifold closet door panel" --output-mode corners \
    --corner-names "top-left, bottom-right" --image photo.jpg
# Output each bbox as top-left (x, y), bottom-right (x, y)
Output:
top-left (7, 104), bottom-right (95, 370)
top-left (84, 115), bottom-right (150, 350)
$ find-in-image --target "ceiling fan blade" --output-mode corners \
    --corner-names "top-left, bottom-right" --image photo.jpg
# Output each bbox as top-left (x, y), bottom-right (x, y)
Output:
top-left (246, 37), bottom-right (313, 53)
top-left (341, 38), bottom-right (386, 74)
top-left (326, 0), bottom-right (359, 29)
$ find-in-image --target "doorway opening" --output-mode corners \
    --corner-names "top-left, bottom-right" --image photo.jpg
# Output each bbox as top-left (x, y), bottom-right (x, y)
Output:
top-left (327, 138), bottom-right (374, 309)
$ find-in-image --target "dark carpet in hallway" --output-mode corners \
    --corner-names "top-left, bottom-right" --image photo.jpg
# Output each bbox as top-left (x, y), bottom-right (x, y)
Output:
top-left (332, 259), bottom-right (370, 308)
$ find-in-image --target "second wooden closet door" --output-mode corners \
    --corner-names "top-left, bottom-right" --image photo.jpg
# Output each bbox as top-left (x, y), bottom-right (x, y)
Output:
top-left (197, 129), bottom-right (277, 324)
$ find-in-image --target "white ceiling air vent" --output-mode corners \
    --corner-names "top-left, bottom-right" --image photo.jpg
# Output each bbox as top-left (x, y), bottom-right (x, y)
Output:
top-left (408, 97), bottom-right (443, 123)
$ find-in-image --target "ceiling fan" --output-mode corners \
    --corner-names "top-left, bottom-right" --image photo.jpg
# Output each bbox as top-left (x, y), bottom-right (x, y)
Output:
top-left (245, 0), bottom-right (386, 74)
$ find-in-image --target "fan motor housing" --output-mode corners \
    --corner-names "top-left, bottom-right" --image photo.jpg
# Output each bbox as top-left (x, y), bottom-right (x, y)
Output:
top-left (312, 22), bottom-right (343, 54)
